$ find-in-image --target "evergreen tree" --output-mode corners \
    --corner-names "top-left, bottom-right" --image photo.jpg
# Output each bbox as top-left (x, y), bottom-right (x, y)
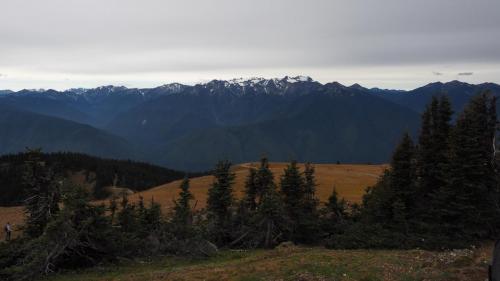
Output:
top-left (206, 160), bottom-right (235, 245)
top-left (440, 92), bottom-right (499, 240)
top-left (325, 188), bottom-right (347, 222)
top-left (279, 160), bottom-right (306, 242)
top-left (3, 185), bottom-right (115, 280)
top-left (415, 96), bottom-right (453, 232)
top-left (109, 196), bottom-right (118, 224)
top-left (321, 188), bottom-right (347, 240)
top-left (137, 199), bottom-right (162, 237)
top-left (254, 157), bottom-right (275, 205)
top-left (303, 163), bottom-right (319, 213)
top-left (22, 149), bottom-right (62, 238)
top-left (232, 159), bottom-right (282, 248)
top-left (416, 97), bottom-right (449, 194)
top-left (298, 162), bottom-right (321, 244)
top-left (232, 183), bottom-right (287, 249)
top-left (360, 133), bottom-right (416, 233)
top-left (172, 177), bottom-right (194, 238)
top-left (390, 132), bottom-right (416, 221)
top-left (253, 186), bottom-right (288, 248)
top-left (117, 194), bottom-right (137, 233)
top-left (243, 168), bottom-right (258, 211)
top-left (280, 160), bottom-right (305, 218)
top-left (361, 170), bottom-right (394, 224)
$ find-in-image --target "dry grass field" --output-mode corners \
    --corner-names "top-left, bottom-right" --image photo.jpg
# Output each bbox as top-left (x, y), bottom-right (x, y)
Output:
top-left (0, 206), bottom-right (24, 239)
top-left (122, 163), bottom-right (387, 215)
top-left (0, 163), bottom-right (386, 238)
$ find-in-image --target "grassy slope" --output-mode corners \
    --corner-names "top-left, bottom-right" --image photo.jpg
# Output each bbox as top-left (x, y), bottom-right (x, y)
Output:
top-left (121, 163), bottom-right (387, 214)
top-left (45, 244), bottom-right (491, 281)
top-left (1, 163), bottom-right (386, 239)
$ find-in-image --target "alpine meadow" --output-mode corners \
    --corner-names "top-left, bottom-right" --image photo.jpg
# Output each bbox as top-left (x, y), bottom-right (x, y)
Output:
top-left (1, 1), bottom-right (500, 280)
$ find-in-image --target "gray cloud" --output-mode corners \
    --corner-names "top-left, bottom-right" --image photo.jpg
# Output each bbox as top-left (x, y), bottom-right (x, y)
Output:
top-left (433, 72), bottom-right (443, 76)
top-left (0, 0), bottom-right (499, 90)
top-left (458, 72), bottom-right (474, 76)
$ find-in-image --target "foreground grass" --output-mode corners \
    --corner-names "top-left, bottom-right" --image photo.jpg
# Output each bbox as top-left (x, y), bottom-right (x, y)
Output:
top-left (45, 244), bottom-right (491, 281)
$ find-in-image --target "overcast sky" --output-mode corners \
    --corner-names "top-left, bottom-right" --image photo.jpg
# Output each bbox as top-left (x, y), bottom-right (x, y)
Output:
top-left (1, 0), bottom-right (500, 90)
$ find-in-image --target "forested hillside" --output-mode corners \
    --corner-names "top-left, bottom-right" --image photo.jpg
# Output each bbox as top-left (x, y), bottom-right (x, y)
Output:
top-left (0, 151), bottom-right (199, 206)
top-left (0, 104), bottom-right (137, 160)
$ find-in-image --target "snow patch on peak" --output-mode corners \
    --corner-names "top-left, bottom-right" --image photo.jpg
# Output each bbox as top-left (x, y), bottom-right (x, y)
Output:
top-left (25, 88), bottom-right (46, 93)
top-left (66, 88), bottom-right (89, 94)
top-left (159, 83), bottom-right (186, 93)
top-left (96, 85), bottom-right (126, 91)
top-left (220, 76), bottom-right (314, 87)
top-left (283, 75), bottom-right (313, 83)
top-left (226, 77), bottom-right (266, 87)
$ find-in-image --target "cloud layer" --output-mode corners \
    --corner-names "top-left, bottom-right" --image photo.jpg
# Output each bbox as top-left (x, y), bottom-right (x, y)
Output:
top-left (1, 0), bottom-right (500, 90)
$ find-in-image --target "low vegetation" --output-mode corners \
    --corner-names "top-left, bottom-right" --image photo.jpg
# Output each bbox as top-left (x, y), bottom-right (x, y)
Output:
top-left (46, 244), bottom-right (491, 281)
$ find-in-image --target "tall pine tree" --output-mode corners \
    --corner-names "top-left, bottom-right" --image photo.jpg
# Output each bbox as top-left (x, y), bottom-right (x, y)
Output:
top-left (254, 157), bottom-right (275, 206)
top-left (172, 177), bottom-right (194, 231)
top-left (415, 96), bottom-right (453, 233)
top-left (243, 168), bottom-right (258, 211)
top-left (23, 149), bottom-right (61, 238)
top-left (206, 160), bottom-right (235, 245)
top-left (443, 92), bottom-right (499, 239)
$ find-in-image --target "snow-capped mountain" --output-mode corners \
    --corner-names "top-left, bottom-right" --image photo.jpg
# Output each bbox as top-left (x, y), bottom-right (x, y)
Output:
top-left (1, 78), bottom-right (499, 170)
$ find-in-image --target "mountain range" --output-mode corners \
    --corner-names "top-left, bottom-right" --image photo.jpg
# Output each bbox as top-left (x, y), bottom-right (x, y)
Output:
top-left (1, 76), bottom-right (499, 170)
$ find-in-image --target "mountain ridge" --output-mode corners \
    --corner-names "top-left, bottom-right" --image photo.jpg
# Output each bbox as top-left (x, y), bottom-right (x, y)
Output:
top-left (1, 78), bottom-right (499, 170)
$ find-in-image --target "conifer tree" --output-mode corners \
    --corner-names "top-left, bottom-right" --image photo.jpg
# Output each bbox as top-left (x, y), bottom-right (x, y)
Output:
top-left (390, 132), bottom-right (416, 216)
top-left (321, 188), bottom-right (347, 239)
top-left (117, 193), bottom-right (136, 233)
top-left (441, 92), bottom-right (499, 239)
top-left (254, 185), bottom-right (287, 248)
top-left (325, 188), bottom-right (347, 221)
top-left (303, 163), bottom-right (319, 213)
top-left (280, 160), bottom-right (305, 221)
top-left (138, 200), bottom-right (162, 235)
top-left (297, 162), bottom-right (321, 243)
top-left (279, 160), bottom-right (306, 242)
top-left (172, 177), bottom-right (194, 227)
top-left (361, 133), bottom-right (416, 232)
top-left (243, 168), bottom-right (258, 211)
top-left (109, 196), bottom-right (118, 224)
top-left (415, 96), bottom-right (453, 231)
top-left (23, 149), bottom-right (62, 238)
top-left (232, 183), bottom-right (287, 249)
top-left (254, 157), bottom-right (275, 205)
top-left (206, 160), bottom-right (235, 245)
top-left (232, 158), bottom-right (282, 248)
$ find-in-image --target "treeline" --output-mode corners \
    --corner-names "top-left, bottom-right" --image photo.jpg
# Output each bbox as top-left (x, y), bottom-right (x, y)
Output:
top-left (0, 92), bottom-right (498, 280)
top-left (0, 152), bottom-right (203, 205)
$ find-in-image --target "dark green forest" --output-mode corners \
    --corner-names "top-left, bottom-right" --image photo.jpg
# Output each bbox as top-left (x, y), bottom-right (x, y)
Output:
top-left (0, 92), bottom-right (498, 280)
top-left (0, 152), bottom-right (202, 206)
